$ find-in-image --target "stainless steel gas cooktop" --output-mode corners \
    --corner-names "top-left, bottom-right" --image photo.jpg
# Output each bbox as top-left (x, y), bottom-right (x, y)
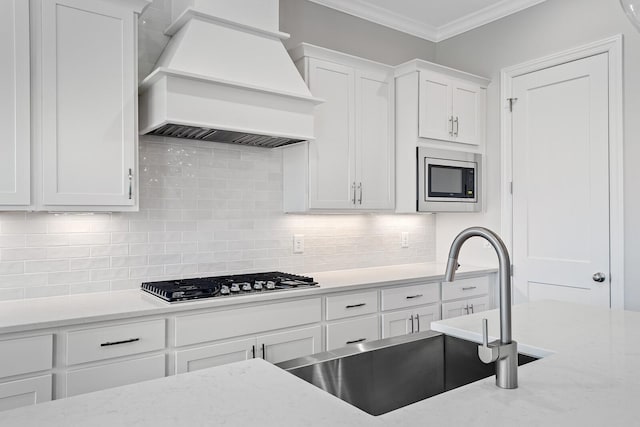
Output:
top-left (141, 272), bottom-right (318, 303)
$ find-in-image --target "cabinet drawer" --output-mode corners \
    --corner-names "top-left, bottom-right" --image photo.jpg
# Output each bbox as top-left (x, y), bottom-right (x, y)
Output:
top-left (442, 276), bottom-right (489, 301)
top-left (175, 298), bottom-right (321, 347)
top-left (66, 319), bottom-right (166, 366)
top-left (326, 315), bottom-right (379, 351)
top-left (66, 354), bottom-right (165, 397)
top-left (0, 375), bottom-right (52, 412)
top-left (326, 291), bottom-right (378, 320)
top-left (381, 283), bottom-right (439, 311)
top-left (0, 335), bottom-right (52, 378)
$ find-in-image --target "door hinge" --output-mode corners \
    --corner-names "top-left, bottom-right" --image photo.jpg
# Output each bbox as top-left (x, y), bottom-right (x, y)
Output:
top-left (507, 97), bottom-right (518, 112)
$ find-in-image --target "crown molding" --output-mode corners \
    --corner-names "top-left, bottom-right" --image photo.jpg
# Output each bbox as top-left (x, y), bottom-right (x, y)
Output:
top-left (436, 0), bottom-right (548, 41)
top-left (308, 0), bottom-right (548, 43)
top-left (308, 0), bottom-right (439, 42)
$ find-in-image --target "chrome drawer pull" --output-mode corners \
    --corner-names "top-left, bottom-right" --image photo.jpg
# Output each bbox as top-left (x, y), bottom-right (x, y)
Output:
top-left (346, 338), bottom-right (367, 344)
top-left (345, 303), bottom-right (366, 309)
top-left (462, 286), bottom-right (477, 291)
top-left (100, 337), bottom-right (140, 347)
top-left (406, 294), bottom-right (423, 299)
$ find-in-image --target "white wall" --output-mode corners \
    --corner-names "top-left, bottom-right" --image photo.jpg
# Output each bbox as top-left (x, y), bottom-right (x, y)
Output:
top-left (0, 138), bottom-right (435, 301)
top-left (433, 0), bottom-right (640, 310)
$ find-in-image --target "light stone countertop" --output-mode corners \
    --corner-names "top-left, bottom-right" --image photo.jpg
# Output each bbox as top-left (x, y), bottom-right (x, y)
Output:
top-left (0, 262), bottom-right (495, 334)
top-left (3, 300), bottom-right (639, 426)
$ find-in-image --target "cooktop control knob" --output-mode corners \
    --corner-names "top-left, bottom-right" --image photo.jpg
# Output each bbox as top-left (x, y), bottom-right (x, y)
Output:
top-left (220, 285), bottom-right (230, 295)
top-left (230, 284), bottom-right (240, 293)
top-left (241, 282), bottom-right (252, 292)
top-left (254, 281), bottom-right (264, 290)
top-left (266, 281), bottom-right (276, 290)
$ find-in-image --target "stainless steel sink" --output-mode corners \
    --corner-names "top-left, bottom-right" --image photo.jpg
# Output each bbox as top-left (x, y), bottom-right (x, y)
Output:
top-left (276, 331), bottom-right (537, 416)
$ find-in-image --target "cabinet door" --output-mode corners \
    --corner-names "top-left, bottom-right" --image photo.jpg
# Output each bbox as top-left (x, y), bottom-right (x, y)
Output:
top-left (413, 304), bottom-right (441, 333)
top-left (175, 338), bottom-right (255, 374)
top-left (257, 326), bottom-right (322, 365)
top-left (0, 0), bottom-right (30, 207)
top-left (465, 295), bottom-right (490, 316)
top-left (0, 375), bottom-right (52, 412)
top-left (441, 299), bottom-right (471, 320)
top-left (355, 69), bottom-right (394, 210)
top-left (307, 58), bottom-right (357, 209)
top-left (381, 309), bottom-right (412, 339)
top-left (418, 71), bottom-right (453, 141)
top-left (452, 81), bottom-right (484, 145)
top-left (66, 354), bottom-right (165, 397)
top-left (326, 315), bottom-right (379, 351)
top-left (40, 0), bottom-right (137, 208)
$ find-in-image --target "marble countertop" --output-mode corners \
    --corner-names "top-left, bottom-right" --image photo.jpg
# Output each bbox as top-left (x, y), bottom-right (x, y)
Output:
top-left (4, 300), bottom-right (639, 426)
top-left (0, 262), bottom-right (495, 334)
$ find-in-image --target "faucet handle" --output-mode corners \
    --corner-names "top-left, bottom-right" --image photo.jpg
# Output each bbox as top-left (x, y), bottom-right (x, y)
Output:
top-left (478, 318), bottom-right (499, 364)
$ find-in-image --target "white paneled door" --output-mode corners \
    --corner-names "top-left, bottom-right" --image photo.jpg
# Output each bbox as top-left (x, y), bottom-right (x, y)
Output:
top-left (511, 53), bottom-right (610, 307)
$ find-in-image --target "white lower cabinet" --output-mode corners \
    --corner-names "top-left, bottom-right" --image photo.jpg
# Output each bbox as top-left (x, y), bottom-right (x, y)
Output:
top-left (176, 338), bottom-right (255, 374)
top-left (326, 315), bottom-right (379, 351)
top-left (0, 375), bottom-right (52, 412)
top-left (65, 354), bottom-right (165, 397)
top-left (175, 326), bottom-right (323, 374)
top-left (381, 304), bottom-right (440, 339)
top-left (442, 295), bottom-right (490, 319)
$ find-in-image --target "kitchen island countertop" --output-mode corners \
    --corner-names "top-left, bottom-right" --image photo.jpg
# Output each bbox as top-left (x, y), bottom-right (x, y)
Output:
top-left (4, 299), bottom-right (640, 426)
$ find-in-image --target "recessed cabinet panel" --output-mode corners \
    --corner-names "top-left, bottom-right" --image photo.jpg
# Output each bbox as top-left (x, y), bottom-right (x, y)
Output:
top-left (381, 283), bottom-right (440, 311)
top-left (308, 59), bottom-right (356, 209)
top-left (0, 335), bottom-right (52, 378)
top-left (0, 375), bottom-right (52, 412)
top-left (66, 354), bottom-right (165, 397)
top-left (356, 70), bottom-right (394, 209)
top-left (441, 276), bottom-right (489, 301)
top-left (40, 0), bottom-right (137, 207)
top-left (418, 72), bottom-right (452, 141)
top-left (452, 83), bottom-right (482, 145)
top-left (0, 0), bottom-right (30, 207)
top-left (175, 339), bottom-right (255, 374)
top-left (258, 326), bottom-right (322, 364)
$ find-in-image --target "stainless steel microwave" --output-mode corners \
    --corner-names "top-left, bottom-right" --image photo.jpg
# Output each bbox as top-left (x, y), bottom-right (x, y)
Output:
top-left (417, 147), bottom-right (481, 212)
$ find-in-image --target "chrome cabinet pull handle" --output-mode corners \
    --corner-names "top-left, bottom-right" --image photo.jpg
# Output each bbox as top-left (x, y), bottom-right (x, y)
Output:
top-left (469, 304), bottom-right (474, 314)
top-left (345, 303), bottom-right (366, 309)
top-left (410, 314), bottom-right (414, 333)
top-left (406, 294), bottom-right (423, 299)
top-left (416, 314), bottom-right (420, 332)
top-left (346, 338), bottom-right (367, 344)
top-left (464, 304), bottom-right (469, 315)
top-left (449, 116), bottom-right (453, 136)
top-left (100, 337), bottom-right (139, 347)
top-left (128, 168), bottom-right (133, 200)
top-left (462, 286), bottom-right (477, 291)
top-left (357, 182), bottom-right (362, 204)
top-left (454, 117), bottom-right (459, 136)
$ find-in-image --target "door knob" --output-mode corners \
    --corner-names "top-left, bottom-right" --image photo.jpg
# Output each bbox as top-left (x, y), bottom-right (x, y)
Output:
top-left (592, 272), bottom-right (606, 283)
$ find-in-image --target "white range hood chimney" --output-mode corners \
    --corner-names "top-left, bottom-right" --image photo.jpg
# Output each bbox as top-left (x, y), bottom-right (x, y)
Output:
top-left (139, 0), bottom-right (322, 148)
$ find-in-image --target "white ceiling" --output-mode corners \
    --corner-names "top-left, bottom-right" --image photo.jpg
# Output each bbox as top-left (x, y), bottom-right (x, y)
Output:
top-left (308, 0), bottom-right (549, 42)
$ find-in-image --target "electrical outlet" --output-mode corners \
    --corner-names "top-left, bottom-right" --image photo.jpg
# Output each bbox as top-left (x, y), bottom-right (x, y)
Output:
top-left (401, 232), bottom-right (409, 248)
top-left (293, 234), bottom-right (305, 254)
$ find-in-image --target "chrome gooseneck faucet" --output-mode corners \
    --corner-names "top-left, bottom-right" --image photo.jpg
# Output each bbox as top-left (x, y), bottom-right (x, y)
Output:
top-left (444, 227), bottom-right (518, 389)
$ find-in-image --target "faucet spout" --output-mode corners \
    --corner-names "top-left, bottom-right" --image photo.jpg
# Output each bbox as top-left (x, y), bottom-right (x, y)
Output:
top-left (443, 227), bottom-right (517, 389)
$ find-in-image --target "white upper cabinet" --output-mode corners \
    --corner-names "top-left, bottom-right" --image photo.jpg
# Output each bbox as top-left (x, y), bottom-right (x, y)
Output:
top-left (0, 0), bottom-right (30, 208)
top-left (284, 44), bottom-right (394, 212)
top-left (33, 0), bottom-right (149, 210)
top-left (418, 71), bottom-right (485, 146)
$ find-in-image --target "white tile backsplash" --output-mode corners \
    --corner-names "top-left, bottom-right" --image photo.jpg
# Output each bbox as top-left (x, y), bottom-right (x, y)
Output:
top-left (0, 138), bottom-right (436, 301)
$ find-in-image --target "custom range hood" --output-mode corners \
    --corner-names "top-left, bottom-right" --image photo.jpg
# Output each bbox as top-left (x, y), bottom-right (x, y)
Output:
top-left (139, 0), bottom-right (322, 148)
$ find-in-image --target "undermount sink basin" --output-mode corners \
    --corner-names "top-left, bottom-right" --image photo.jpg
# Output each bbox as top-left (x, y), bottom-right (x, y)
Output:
top-left (276, 331), bottom-right (537, 416)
